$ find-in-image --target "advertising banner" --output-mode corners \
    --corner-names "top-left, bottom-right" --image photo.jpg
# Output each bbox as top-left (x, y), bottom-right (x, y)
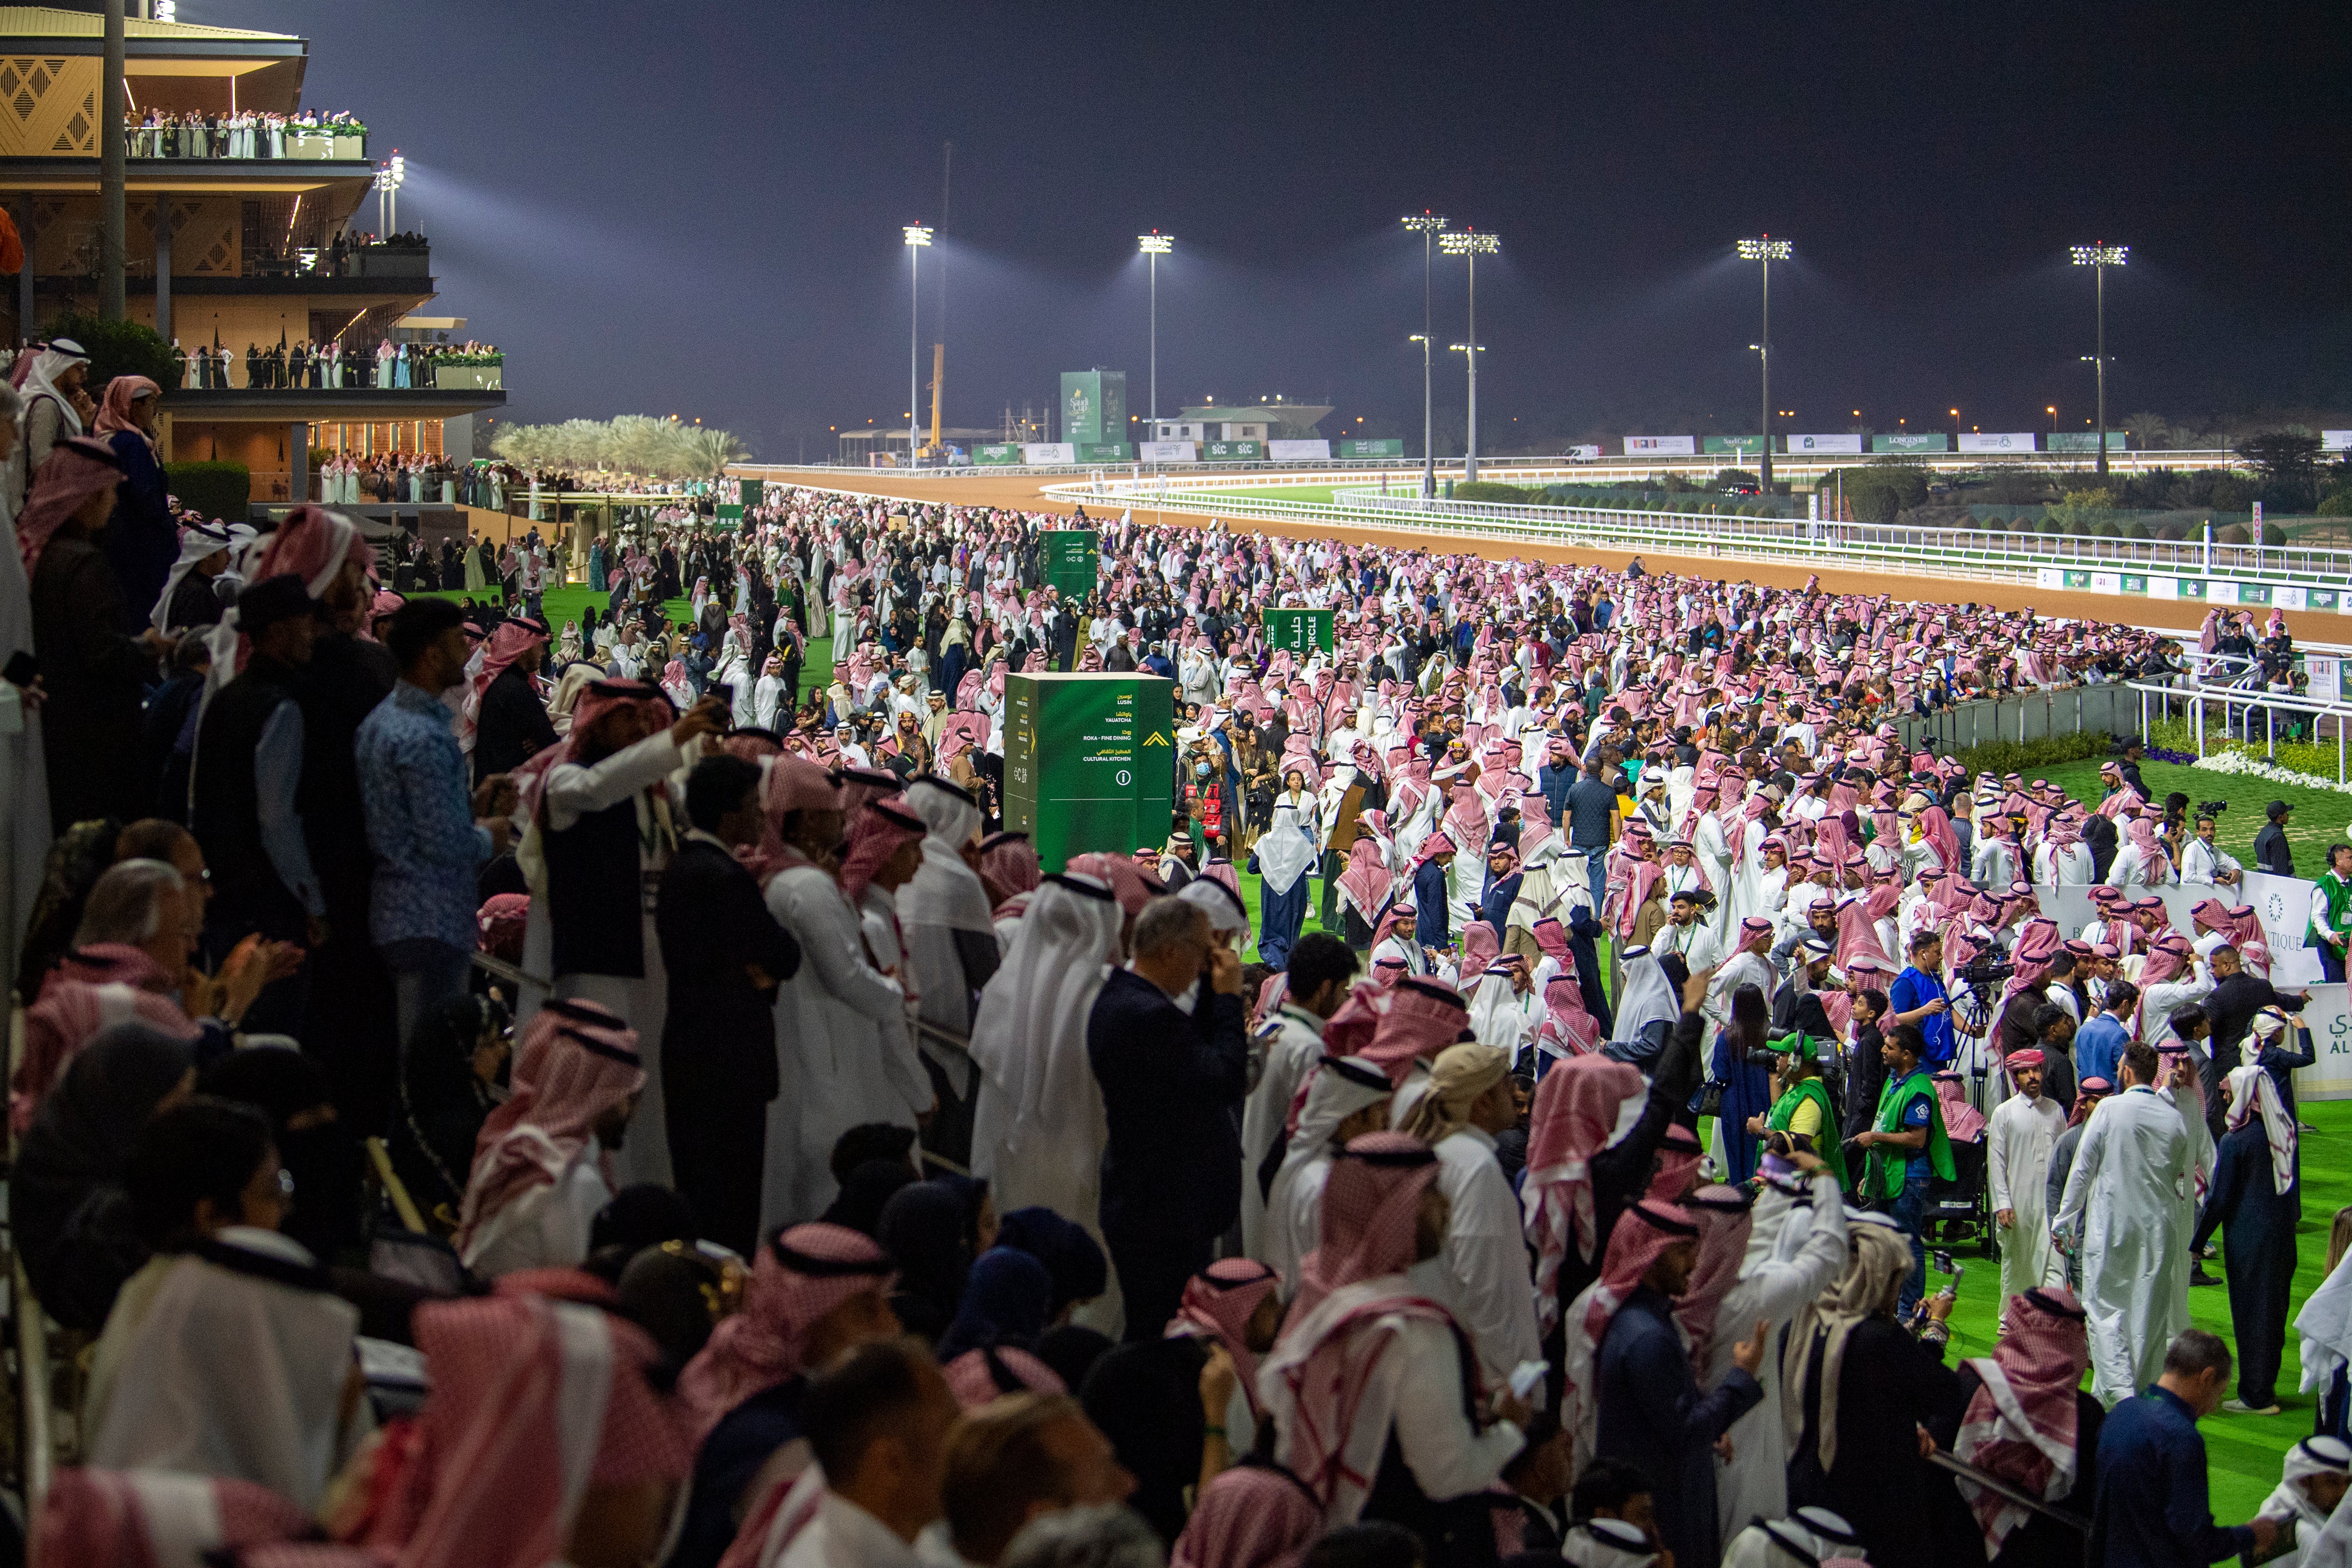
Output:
top-left (2290, 986), bottom-right (2352, 1098)
top-left (1336, 438), bottom-right (1406, 458)
top-left (1267, 439), bottom-right (1331, 461)
top-left (1873, 434), bottom-right (1951, 453)
top-left (2047, 432), bottom-right (2129, 451)
top-left (973, 443), bottom-right (1024, 465)
top-left (2326, 432), bottom-right (2352, 452)
top-left (1059, 371), bottom-right (1127, 449)
top-left (1958, 432), bottom-right (2037, 453)
top-left (1003, 674), bottom-right (1177, 873)
top-left (1039, 530), bottom-right (1098, 599)
top-left (1203, 440), bottom-right (1264, 461)
top-left (1075, 442), bottom-right (1132, 463)
top-left (1702, 435), bottom-right (1765, 454)
top-left (1137, 440), bottom-right (1197, 463)
top-left (1786, 433), bottom-right (1864, 455)
top-left (2309, 654), bottom-right (2343, 705)
top-left (1625, 435), bottom-right (1697, 455)
top-left (1262, 607), bottom-right (1335, 654)
top-left (1021, 443), bottom-right (1076, 465)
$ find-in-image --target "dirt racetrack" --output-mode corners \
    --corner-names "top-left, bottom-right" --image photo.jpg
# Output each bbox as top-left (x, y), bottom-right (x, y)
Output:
top-left (741, 467), bottom-right (2332, 643)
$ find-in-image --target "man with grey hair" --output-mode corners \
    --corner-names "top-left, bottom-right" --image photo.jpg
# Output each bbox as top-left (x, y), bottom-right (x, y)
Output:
top-left (1088, 895), bottom-right (1247, 1340)
top-left (998, 1505), bottom-right (1164, 1568)
top-left (2091, 1328), bottom-right (2279, 1567)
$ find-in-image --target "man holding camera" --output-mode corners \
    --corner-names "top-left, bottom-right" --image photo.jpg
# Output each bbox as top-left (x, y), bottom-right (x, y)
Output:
top-left (1887, 929), bottom-right (1955, 1069)
top-left (2180, 806), bottom-right (2242, 888)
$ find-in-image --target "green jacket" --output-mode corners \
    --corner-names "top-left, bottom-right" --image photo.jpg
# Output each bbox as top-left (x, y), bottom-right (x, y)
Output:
top-left (2311, 871), bottom-right (2352, 949)
top-left (1863, 1067), bottom-right (1955, 1201)
top-left (1766, 1074), bottom-right (1847, 1190)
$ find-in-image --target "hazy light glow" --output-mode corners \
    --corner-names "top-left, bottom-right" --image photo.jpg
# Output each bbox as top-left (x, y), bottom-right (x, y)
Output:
top-left (2070, 244), bottom-right (2128, 266)
top-left (903, 225), bottom-right (933, 247)
top-left (1736, 237), bottom-right (1792, 261)
top-left (1400, 214), bottom-right (1447, 235)
top-left (1138, 232), bottom-right (1172, 254)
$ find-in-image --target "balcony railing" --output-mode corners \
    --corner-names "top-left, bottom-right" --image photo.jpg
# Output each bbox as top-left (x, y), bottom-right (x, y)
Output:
top-left (172, 351), bottom-right (502, 393)
top-left (124, 117), bottom-right (367, 161)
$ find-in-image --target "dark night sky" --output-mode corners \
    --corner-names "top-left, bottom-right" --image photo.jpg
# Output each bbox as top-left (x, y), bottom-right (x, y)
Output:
top-left (197, 1), bottom-right (2349, 457)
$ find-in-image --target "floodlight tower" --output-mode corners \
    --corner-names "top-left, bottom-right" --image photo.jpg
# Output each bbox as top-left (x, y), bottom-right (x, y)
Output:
top-left (1736, 236), bottom-right (1792, 491)
top-left (904, 225), bottom-right (932, 464)
top-left (1138, 231), bottom-right (1172, 428)
top-left (372, 153), bottom-right (405, 236)
top-left (1439, 229), bottom-right (1498, 481)
top-left (2070, 244), bottom-right (2128, 476)
top-left (1401, 214), bottom-right (1446, 493)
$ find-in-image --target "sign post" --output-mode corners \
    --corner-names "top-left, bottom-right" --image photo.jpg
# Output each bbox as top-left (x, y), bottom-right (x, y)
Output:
top-left (1039, 529), bottom-right (1098, 600)
top-left (1004, 673), bottom-right (1176, 871)
top-left (1262, 607), bottom-right (1335, 654)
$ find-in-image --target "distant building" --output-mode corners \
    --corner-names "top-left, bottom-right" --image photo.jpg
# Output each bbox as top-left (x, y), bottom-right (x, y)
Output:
top-left (0, 3), bottom-right (505, 501)
top-left (1149, 399), bottom-right (1330, 443)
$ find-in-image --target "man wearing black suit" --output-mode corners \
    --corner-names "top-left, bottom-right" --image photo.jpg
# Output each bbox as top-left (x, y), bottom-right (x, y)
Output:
top-left (656, 754), bottom-right (801, 1255)
top-left (1087, 896), bottom-right (1247, 1340)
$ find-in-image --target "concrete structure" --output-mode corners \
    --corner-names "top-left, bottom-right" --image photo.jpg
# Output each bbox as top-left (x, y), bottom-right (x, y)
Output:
top-left (0, 4), bottom-right (504, 501)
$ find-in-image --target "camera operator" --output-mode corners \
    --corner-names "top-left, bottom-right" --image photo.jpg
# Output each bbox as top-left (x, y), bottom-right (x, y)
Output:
top-left (1887, 929), bottom-right (1954, 1068)
top-left (2180, 805), bottom-right (2241, 887)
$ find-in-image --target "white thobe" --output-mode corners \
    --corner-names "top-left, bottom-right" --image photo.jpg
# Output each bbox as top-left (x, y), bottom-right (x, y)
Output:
top-left (460, 1145), bottom-right (610, 1278)
top-left (1265, 1154), bottom-right (1333, 1292)
top-left (1711, 1175), bottom-right (1850, 1536)
top-left (1972, 837), bottom-right (2021, 889)
top-left (2036, 842), bottom-right (2097, 884)
top-left (1468, 978), bottom-right (1542, 1061)
top-left (762, 863), bottom-right (922, 1235)
top-left (1430, 1127), bottom-right (1544, 1385)
top-left (1987, 1094), bottom-right (2067, 1301)
top-left (2054, 1084), bottom-right (2194, 1406)
top-left (779, 1492), bottom-right (925, 1568)
top-left (1241, 1004), bottom-right (1328, 1260)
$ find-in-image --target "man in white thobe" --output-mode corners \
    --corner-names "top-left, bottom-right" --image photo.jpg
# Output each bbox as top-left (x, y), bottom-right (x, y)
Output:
top-left (2054, 1045), bottom-right (2194, 1406)
top-left (1400, 1043), bottom-right (1543, 1386)
top-left (1238, 934), bottom-right (1359, 1260)
top-left (1987, 1048), bottom-right (2068, 1305)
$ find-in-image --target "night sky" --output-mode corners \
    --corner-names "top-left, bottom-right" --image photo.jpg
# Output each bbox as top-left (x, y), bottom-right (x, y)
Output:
top-left (198, 1), bottom-right (2349, 458)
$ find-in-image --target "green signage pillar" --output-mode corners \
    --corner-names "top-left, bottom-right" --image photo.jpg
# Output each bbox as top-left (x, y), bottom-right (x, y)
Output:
top-left (1060, 370), bottom-right (1128, 448)
top-left (1262, 607), bottom-right (1335, 654)
top-left (1040, 528), bottom-right (1099, 600)
top-left (1004, 673), bottom-right (1176, 872)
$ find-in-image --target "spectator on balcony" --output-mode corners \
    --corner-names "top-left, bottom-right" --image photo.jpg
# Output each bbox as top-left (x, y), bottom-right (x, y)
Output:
top-left (94, 377), bottom-right (172, 632)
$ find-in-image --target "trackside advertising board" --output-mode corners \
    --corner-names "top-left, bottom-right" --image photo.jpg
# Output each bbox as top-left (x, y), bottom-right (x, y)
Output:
top-left (1625, 435), bottom-right (1697, 455)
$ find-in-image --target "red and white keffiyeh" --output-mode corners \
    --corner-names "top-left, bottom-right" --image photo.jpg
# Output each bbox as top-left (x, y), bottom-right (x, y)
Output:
top-left (1954, 1288), bottom-right (2090, 1557)
top-left (1520, 1054), bottom-right (1647, 1332)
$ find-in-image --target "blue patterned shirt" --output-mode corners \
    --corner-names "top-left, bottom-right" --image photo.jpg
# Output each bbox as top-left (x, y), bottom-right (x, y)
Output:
top-left (357, 681), bottom-right (494, 951)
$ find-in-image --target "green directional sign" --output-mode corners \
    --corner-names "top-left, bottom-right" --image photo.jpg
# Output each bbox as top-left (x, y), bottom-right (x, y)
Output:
top-left (1004, 673), bottom-right (1178, 872)
top-left (1040, 529), bottom-right (1098, 600)
top-left (1263, 607), bottom-right (1335, 654)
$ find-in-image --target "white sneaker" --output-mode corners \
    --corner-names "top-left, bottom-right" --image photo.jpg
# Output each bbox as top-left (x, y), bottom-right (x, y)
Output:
top-left (2222, 1399), bottom-right (2282, 1416)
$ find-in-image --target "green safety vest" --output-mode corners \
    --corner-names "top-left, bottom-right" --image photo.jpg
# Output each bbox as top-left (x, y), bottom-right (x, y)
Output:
top-left (1864, 1068), bottom-right (1956, 1201)
top-left (2311, 872), bottom-right (2352, 948)
top-left (1765, 1073), bottom-right (1848, 1191)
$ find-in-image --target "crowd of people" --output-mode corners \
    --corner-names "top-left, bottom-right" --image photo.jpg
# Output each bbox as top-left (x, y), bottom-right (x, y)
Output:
top-left (123, 108), bottom-right (368, 160)
top-left (171, 336), bottom-right (501, 393)
top-left (3, 411), bottom-right (2349, 1568)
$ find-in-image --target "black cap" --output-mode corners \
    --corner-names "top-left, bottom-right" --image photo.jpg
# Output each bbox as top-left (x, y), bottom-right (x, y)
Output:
top-left (2269, 799), bottom-right (2293, 820)
top-left (236, 573), bottom-right (312, 634)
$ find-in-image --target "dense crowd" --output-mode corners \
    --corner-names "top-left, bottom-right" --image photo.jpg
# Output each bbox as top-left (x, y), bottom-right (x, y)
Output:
top-left (2, 404), bottom-right (2347, 1568)
top-left (173, 336), bottom-right (501, 393)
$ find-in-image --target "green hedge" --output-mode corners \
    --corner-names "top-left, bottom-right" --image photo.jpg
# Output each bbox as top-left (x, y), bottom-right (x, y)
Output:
top-left (42, 311), bottom-right (179, 393)
top-left (1943, 730), bottom-right (2113, 777)
top-left (1452, 480), bottom-right (1547, 504)
top-left (164, 461), bottom-right (250, 523)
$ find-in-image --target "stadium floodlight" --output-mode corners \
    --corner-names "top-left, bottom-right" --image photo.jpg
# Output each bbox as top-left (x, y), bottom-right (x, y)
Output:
top-left (1736, 236), bottom-right (1791, 487)
top-left (903, 226), bottom-right (932, 466)
top-left (1437, 230), bottom-right (1499, 480)
top-left (1401, 214), bottom-right (1447, 493)
top-left (2070, 243), bottom-right (2128, 473)
top-left (1138, 232), bottom-right (1172, 426)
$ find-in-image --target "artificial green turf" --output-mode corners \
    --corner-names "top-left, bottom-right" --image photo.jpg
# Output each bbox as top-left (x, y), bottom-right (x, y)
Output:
top-left (1232, 852), bottom-right (2333, 1521)
top-left (409, 585), bottom-right (838, 691)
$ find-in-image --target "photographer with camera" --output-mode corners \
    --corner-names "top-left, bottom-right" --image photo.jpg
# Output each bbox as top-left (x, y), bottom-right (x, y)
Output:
top-left (2181, 804), bottom-right (2242, 887)
top-left (1888, 929), bottom-right (1955, 1068)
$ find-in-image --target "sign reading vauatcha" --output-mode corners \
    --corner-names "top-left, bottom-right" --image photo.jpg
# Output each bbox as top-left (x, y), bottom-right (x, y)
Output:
top-left (1004, 673), bottom-right (1176, 871)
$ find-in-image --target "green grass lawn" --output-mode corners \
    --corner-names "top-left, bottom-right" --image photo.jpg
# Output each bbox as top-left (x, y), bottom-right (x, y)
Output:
top-left (409, 584), bottom-right (837, 692)
top-left (1234, 850), bottom-right (2335, 1520)
top-left (2041, 757), bottom-right (2352, 868)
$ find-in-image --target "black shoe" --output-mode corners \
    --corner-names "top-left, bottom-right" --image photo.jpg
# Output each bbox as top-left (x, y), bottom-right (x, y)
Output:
top-left (2190, 1264), bottom-right (2223, 1287)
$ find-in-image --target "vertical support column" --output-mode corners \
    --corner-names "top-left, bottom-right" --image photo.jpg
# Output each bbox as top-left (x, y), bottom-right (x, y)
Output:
top-left (14, 201), bottom-right (33, 344)
top-left (152, 193), bottom-right (172, 344)
top-left (290, 421), bottom-right (308, 504)
top-left (99, 0), bottom-right (125, 320)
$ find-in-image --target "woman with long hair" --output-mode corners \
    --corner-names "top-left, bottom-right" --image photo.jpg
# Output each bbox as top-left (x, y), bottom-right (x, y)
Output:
top-left (1710, 982), bottom-right (1773, 1182)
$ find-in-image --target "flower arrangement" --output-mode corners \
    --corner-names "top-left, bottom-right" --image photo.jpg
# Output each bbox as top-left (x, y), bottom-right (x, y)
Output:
top-left (2190, 747), bottom-right (2352, 797)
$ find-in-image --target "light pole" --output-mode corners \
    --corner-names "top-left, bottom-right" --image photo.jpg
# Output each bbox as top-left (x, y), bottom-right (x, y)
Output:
top-left (903, 225), bottom-right (931, 466)
top-left (1401, 213), bottom-right (1446, 493)
top-left (1138, 232), bottom-right (1171, 431)
top-left (373, 156), bottom-right (405, 237)
top-left (2070, 244), bottom-right (2127, 476)
top-left (1736, 237), bottom-right (1792, 492)
top-left (1439, 229), bottom-right (1498, 481)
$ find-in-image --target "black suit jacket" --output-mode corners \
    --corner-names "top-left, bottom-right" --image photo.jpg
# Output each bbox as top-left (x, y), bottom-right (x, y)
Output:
top-left (1087, 968), bottom-right (1247, 1244)
top-left (655, 837), bottom-right (801, 1102)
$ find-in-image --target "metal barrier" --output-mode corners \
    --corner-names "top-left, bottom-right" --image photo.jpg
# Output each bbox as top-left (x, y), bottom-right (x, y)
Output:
top-left (2130, 678), bottom-right (2352, 781)
top-left (1897, 685), bottom-right (2145, 753)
